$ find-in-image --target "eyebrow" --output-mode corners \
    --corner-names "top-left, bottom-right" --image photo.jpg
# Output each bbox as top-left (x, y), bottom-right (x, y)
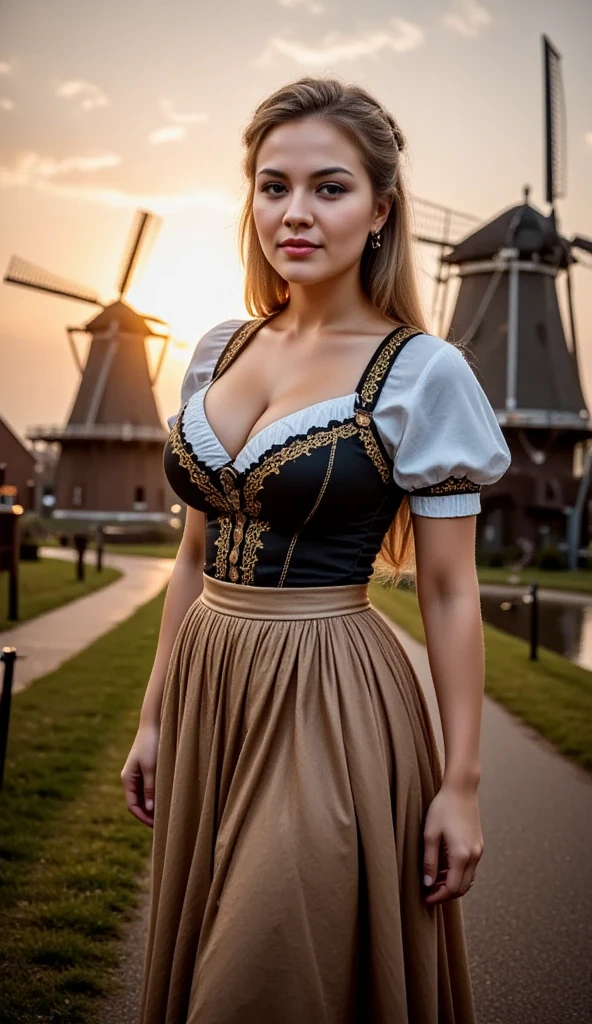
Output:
top-left (256, 166), bottom-right (355, 179)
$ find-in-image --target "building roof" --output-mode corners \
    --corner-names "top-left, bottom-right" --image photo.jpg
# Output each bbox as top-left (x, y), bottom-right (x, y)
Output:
top-left (0, 414), bottom-right (36, 467)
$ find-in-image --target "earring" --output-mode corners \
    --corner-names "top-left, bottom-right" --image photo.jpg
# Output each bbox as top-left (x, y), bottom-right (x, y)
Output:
top-left (370, 230), bottom-right (382, 249)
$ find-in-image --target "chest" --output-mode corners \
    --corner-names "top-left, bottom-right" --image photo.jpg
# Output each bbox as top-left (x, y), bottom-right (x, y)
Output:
top-left (203, 329), bottom-right (401, 462)
top-left (164, 400), bottom-right (394, 532)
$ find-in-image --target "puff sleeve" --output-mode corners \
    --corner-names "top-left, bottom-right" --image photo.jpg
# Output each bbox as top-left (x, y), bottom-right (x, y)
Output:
top-left (392, 342), bottom-right (511, 517)
top-left (166, 319), bottom-right (247, 429)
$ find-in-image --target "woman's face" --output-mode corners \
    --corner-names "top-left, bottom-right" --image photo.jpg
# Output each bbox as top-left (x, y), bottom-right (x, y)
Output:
top-left (252, 117), bottom-right (388, 286)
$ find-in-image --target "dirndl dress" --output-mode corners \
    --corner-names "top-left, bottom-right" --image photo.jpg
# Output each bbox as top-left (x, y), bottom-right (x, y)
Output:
top-left (138, 316), bottom-right (504, 1022)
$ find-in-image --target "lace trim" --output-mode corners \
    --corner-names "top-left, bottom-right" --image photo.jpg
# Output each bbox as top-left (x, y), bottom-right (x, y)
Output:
top-left (411, 475), bottom-right (481, 496)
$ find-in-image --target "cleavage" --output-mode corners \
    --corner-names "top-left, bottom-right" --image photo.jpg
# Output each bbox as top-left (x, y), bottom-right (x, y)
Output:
top-left (203, 379), bottom-right (351, 463)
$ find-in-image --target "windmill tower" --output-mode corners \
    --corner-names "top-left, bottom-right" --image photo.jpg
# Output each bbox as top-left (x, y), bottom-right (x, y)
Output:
top-left (4, 210), bottom-right (175, 525)
top-left (419, 36), bottom-right (592, 561)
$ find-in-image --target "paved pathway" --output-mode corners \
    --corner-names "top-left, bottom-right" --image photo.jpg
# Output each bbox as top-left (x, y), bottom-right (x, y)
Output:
top-left (1, 548), bottom-right (173, 694)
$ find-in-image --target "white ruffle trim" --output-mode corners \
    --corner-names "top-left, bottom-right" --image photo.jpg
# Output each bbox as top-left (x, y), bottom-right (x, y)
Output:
top-left (181, 383), bottom-right (358, 473)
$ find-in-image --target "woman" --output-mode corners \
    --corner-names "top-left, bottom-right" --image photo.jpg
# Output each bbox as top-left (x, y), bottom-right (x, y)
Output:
top-left (122, 77), bottom-right (511, 1022)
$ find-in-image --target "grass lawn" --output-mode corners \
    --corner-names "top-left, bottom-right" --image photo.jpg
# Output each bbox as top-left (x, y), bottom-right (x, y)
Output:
top-left (476, 565), bottom-right (592, 594)
top-left (43, 539), bottom-right (179, 560)
top-left (104, 543), bottom-right (178, 559)
top-left (0, 591), bottom-right (165, 1023)
top-left (0, 559), bottom-right (121, 632)
top-left (369, 579), bottom-right (592, 773)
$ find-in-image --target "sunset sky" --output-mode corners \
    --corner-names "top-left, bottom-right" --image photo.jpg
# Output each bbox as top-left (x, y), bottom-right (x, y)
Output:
top-left (0, 0), bottom-right (590, 438)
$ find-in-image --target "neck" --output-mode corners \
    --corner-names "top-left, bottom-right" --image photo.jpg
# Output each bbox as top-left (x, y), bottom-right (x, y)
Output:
top-left (279, 265), bottom-right (376, 336)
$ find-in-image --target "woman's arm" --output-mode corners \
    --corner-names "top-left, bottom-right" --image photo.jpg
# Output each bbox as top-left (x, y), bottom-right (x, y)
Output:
top-left (411, 511), bottom-right (485, 903)
top-left (121, 507), bottom-right (206, 827)
top-left (140, 506), bottom-right (206, 726)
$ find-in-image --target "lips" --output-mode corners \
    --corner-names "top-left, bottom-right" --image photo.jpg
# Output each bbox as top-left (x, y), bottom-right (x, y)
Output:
top-left (280, 240), bottom-right (321, 248)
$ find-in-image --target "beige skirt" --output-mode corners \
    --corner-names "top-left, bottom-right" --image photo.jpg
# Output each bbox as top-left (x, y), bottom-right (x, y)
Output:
top-left (139, 575), bottom-right (476, 1023)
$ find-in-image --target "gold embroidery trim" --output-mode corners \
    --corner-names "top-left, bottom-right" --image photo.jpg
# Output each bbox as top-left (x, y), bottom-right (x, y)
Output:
top-left (241, 519), bottom-right (271, 586)
top-left (214, 516), bottom-right (233, 579)
top-left (243, 421), bottom-right (358, 517)
top-left (278, 437), bottom-right (337, 588)
top-left (357, 426), bottom-right (390, 484)
top-left (359, 326), bottom-right (419, 407)
top-left (169, 417), bottom-right (229, 513)
top-left (412, 475), bottom-right (481, 497)
top-left (213, 318), bottom-right (267, 380)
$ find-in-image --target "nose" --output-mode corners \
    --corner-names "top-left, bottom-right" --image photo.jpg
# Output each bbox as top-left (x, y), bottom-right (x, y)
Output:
top-left (282, 188), bottom-right (314, 229)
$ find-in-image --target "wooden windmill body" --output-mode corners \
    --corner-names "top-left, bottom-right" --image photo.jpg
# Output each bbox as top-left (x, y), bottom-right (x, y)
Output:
top-left (444, 193), bottom-right (591, 556)
top-left (5, 212), bottom-right (175, 524)
top-left (418, 36), bottom-right (592, 563)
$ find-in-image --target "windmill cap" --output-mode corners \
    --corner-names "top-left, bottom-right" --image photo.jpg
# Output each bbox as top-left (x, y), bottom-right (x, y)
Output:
top-left (443, 200), bottom-right (571, 268)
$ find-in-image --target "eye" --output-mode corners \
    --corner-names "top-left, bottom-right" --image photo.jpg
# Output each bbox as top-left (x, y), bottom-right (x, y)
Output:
top-left (260, 182), bottom-right (346, 197)
top-left (318, 183), bottom-right (346, 197)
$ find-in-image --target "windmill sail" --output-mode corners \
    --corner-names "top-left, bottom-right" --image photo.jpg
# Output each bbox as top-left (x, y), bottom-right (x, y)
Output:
top-left (543, 35), bottom-right (567, 208)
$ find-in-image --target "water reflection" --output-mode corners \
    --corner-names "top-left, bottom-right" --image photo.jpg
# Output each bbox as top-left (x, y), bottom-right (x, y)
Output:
top-left (479, 590), bottom-right (592, 671)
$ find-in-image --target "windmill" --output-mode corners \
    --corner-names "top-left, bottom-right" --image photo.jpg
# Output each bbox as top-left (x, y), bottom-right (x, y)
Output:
top-left (414, 35), bottom-right (592, 565)
top-left (4, 210), bottom-right (175, 524)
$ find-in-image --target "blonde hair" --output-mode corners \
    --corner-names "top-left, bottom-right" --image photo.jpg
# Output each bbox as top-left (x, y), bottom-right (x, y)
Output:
top-left (238, 76), bottom-right (429, 587)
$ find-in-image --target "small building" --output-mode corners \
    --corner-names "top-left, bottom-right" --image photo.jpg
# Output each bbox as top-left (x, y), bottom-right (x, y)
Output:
top-left (0, 415), bottom-right (37, 511)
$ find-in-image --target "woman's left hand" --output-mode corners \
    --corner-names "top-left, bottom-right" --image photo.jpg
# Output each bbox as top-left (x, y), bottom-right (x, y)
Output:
top-left (422, 784), bottom-right (484, 904)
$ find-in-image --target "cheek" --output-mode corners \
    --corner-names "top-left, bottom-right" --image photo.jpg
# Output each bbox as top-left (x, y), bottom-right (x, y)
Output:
top-left (323, 201), bottom-right (370, 246)
top-left (252, 196), bottom-right (277, 236)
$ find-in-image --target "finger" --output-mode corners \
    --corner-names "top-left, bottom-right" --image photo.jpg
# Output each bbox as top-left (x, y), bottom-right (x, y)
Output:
top-left (425, 850), bottom-right (468, 904)
top-left (458, 859), bottom-right (478, 898)
top-left (422, 830), bottom-right (441, 891)
top-left (121, 770), bottom-right (154, 828)
top-left (142, 766), bottom-right (156, 815)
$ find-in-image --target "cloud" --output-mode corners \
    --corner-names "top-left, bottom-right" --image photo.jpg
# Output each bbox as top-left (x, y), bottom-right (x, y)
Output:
top-left (0, 62), bottom-right (11, 75)
top-left (158, 98), bottom-right (209, 125)
top-left (444, 0), bottom-right (492, 37)
top-left (56, 79), bottom-right (109, 111)
top-left (148, 125), bottom-right (188, 145)
top-left (0, 98), bottom-right (14, 112)
top-left (0, 151), bottom-right (121, 187)
top-left (278, 0), bottom-right (326, 13)
top-left (254, 18), bottom-right (424, 67)
top-left (585, 131), bottom-right (592, 147)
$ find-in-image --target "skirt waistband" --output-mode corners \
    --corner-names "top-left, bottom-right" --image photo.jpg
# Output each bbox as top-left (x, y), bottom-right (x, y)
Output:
top-left (199, 573), bottom-right (371, 620)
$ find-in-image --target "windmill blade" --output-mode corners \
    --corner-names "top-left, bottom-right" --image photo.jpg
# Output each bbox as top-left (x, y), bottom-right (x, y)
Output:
top-left (150, 334), bottom-right (171, 385)
top-left (543, 35), bottom-right (567, 207)
top-left (138, 311), bottom-right (169, 326)
top-left (572, 235), bottom-right (592, 256)
top-left (411, 196), bottom-right (480, 248)
top-left (3, 255), bottom-right (102, 306)
top-left (117, 209), bottom-right (162, 299)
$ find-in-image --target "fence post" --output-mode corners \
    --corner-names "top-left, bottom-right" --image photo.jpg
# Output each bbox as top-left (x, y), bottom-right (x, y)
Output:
top-left (529, 583), bottom-right (539, 661)
top-left (0, 647), bottom-right (18, 791)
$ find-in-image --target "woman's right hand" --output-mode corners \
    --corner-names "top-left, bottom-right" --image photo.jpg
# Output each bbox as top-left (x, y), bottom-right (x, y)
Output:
top-left (121, 721), bottom-right (160, 828)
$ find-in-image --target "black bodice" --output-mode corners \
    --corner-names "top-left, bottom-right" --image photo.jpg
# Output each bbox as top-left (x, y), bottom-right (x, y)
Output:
top-left (164, 318), bottom-right (422, 587)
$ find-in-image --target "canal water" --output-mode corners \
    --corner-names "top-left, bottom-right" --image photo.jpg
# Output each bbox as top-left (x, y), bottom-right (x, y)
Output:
top-left (479, 589), bottom-right (592, 672)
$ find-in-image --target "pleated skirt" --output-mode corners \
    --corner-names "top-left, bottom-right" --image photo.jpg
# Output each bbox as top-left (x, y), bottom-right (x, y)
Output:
top-left (138, 574), bottom-right (476, 1024)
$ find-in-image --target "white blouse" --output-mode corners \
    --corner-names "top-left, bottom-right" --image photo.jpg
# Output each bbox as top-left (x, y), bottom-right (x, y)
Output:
top-left (169, 319), bottom-right (511, 518)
